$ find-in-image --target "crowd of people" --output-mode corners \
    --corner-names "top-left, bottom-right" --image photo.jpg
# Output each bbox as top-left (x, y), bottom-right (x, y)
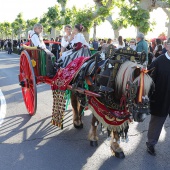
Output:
top-left (90, 33), bottom-right (167, 65)
top-left (0, 39), bottom-right (13, 54)
top-left (0, 30), bottom-right (167, 65)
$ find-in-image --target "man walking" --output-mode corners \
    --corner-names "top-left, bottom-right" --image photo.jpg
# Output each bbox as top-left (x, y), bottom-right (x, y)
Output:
top-left (7, 40), bottom-right (12, 54)
top-left (146, 38), bottom-right (170, 156)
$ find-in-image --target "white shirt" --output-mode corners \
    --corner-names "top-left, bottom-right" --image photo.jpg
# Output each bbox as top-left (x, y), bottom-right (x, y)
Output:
top-left (117, 42), bottom-right (125, 49)
top-left (130, 45), bottom-right (136, 51)
top-left (30, 30), bottom-right (46, 49)
top-left (72, 33), bottom-right (90, 48)
top-left (165, 52), bottom-right (170, 60)
top-left (154, 44), bottom-right (163, 51)
top-left (61, 35), bottom-right (73, 48)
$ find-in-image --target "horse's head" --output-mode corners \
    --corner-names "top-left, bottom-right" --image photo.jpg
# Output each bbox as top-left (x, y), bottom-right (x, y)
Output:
top-left (115, 60), bottom-right (153, 122)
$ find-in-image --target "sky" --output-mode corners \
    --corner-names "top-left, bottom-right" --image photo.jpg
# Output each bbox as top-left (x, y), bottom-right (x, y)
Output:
top-left (0, 0), bottom-right (168, 39)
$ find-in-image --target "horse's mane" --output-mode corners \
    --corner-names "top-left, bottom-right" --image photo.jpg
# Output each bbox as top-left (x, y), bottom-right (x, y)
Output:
top-left (115, 61), bottom-right (153, 97)
top-left (133, 73), bottom-right (153, 96)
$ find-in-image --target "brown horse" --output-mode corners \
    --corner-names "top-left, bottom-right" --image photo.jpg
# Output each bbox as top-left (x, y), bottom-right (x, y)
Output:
top-left (69, 48), bottom-right (153, 158)
top-left (52, 46), bottom-right (153, 159)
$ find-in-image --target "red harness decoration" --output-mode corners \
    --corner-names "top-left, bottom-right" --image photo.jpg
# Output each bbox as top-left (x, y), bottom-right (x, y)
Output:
top-left (52, 57), bottom-right (89, 91)
top-left (89, 97), bottom-right (131, 127)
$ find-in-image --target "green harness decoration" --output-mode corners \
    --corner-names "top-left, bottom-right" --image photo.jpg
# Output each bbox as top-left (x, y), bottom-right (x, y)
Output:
top-left (64, 90), bottom-right (71, 110)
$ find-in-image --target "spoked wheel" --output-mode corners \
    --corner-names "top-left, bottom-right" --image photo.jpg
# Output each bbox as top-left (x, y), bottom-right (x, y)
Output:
top-left (19, 50), bottom-right (37, 116)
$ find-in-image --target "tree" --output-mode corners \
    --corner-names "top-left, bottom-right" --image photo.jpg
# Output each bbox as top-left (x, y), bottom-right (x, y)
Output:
top-left (3, 22), bottom-right (12, 39)
top-left (128, 0), bottom-right (170, 36)
top-left (26, 17), bottom-right (39, 29)
top-left (106, 15), bottom-right (128, 39)
top-left (40, 1), bottom-right (74, 38)
top-left (0, 23), bottom-right (5, 39)
top-left (162, 8), bottom-right (170, 37)
top-left (120, 2), bottom-right (150, 34)
top-left (11, 13), bottom-right (26, 40)
top-left (39, 13), bottom-right (51, 36)
top-left (72, 0), bottom-right (115, 41)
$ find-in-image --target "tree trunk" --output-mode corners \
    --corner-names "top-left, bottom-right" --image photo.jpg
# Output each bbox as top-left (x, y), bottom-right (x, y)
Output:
top-left (83, 31), bottom-right (90, 43)
top-left (56, 30), bottom-right (60, 37)
top-left (25, 29), bottom-right (29, 40)
top-left (50, 27), bottom-right (56, 39)
top-left (114, 29), bottom-right (119, 39)
top-left (163, 9), bottom-right (170, 38)
top-left (166, 22), bottom-right (170, 38)
top-left (138, 0), bottom-right (152, 10)
top-left (136, 27), bottom-right (140, 36)
top-left (93, 22), bottom-right (97, 40)
top-left (12, 30), bottom-right (14, 51)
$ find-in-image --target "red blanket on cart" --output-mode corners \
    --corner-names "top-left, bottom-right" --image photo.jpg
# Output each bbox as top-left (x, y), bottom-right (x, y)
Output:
top-left (52, 57), bottom-right (89, 91)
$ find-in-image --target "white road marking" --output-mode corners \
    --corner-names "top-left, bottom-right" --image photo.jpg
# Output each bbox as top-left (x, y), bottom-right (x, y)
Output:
top-left (0, 89), bottom-right (6, 127)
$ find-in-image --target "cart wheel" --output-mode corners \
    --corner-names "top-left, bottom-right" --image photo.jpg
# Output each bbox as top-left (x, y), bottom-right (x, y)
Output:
top-left (19, 50), bottom-right (37, 116)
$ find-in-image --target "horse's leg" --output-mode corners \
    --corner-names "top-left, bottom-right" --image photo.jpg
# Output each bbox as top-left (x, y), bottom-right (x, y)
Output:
top-left (88, 115), bottom-right (99, 146)
top-left (110, 131), bottom-right (125, 159)
top-left (71, 92), bottom-right (83, 128)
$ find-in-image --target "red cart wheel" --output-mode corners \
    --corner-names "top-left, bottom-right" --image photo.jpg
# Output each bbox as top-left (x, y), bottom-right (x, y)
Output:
top-left (19, 50), bottom-right (37, 116)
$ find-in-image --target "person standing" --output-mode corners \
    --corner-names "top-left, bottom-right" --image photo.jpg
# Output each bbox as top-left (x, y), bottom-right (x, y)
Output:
top-left (153, 38), bottom-right (163, 56)
top-left (0, 39), bottom-right (4, 51)
top-left (162, 40), bottom-right (167, 54)
top-left (92, 39), bottom-right (99, 50)
top-left (136, 32), bottom-right (148, 61)
top-left (123, 39), bottom-right (128, 47)
top-left (117, 36), bottom-right (125, 49)
top-left (146, 37), bottom-right (170, 156)
top-left (7, 40), bottom-right (12, 54)
top-left (52, 37), bottom-right (61, 60)
top-left (129, 39), bottom-right (136, 50)
top-left (154, 44), bottom-right (162, 58)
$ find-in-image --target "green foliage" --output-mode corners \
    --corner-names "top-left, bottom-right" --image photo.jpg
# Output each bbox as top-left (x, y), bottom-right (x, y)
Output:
top-left (72, 8), bottom-right (94, 32)
top-left (120, 4), bottom-right (150, 33)
top-left (39, 13), bottom-right (51, 33)
top-left (26, 17), bottom-right (39, 29)
top-left (11, 13), bottom-right (26, 36)
top-left (3, 22), bottom-right (12, 37)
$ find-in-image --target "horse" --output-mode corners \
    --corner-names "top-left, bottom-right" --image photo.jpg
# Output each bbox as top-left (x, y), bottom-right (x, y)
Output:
top-left (51, 45), bottom-right (154, 159)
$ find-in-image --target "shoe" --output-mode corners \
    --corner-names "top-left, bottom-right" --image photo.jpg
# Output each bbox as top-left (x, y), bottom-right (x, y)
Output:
top-left (146, 142), bottom-right (156, 156)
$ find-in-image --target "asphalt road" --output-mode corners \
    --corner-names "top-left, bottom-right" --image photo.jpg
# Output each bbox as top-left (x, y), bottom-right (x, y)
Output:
top-left (0, 51), bottom-right (170, 170)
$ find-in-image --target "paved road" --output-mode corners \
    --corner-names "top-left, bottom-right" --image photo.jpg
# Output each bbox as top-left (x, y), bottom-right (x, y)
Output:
top-left (0, 51), bottom-right (170, 170)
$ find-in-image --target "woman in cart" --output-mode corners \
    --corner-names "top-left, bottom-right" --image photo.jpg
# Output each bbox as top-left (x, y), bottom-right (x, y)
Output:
top-left (57, 24), bottom-right (91, 68)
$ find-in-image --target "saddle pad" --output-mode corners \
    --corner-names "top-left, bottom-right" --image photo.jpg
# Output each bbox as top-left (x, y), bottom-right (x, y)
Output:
top-left (52, 57), bottom-right (89, 91)
top-left (88, 97), bottom-right (131, 131)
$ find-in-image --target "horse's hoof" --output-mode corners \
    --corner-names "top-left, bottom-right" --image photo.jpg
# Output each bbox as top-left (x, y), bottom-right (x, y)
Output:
top-left (90, 140), bottom-right (98, 147)
top-left (114, 152), bottom-right (125, 159)
top-left (74, 123), bottom-right (83, 129)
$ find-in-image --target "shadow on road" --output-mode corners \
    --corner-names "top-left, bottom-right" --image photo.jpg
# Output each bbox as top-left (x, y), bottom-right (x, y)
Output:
top-left (0, 109), bottom-right (108, 170)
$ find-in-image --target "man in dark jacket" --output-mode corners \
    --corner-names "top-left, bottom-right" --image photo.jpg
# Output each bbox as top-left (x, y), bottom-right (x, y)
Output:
top-left (7, 40), bottom-right (12, 54)
top-left (146, 37), bottom-right (170, 156)
top-left (92, 39), bottom-right (99, 50)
